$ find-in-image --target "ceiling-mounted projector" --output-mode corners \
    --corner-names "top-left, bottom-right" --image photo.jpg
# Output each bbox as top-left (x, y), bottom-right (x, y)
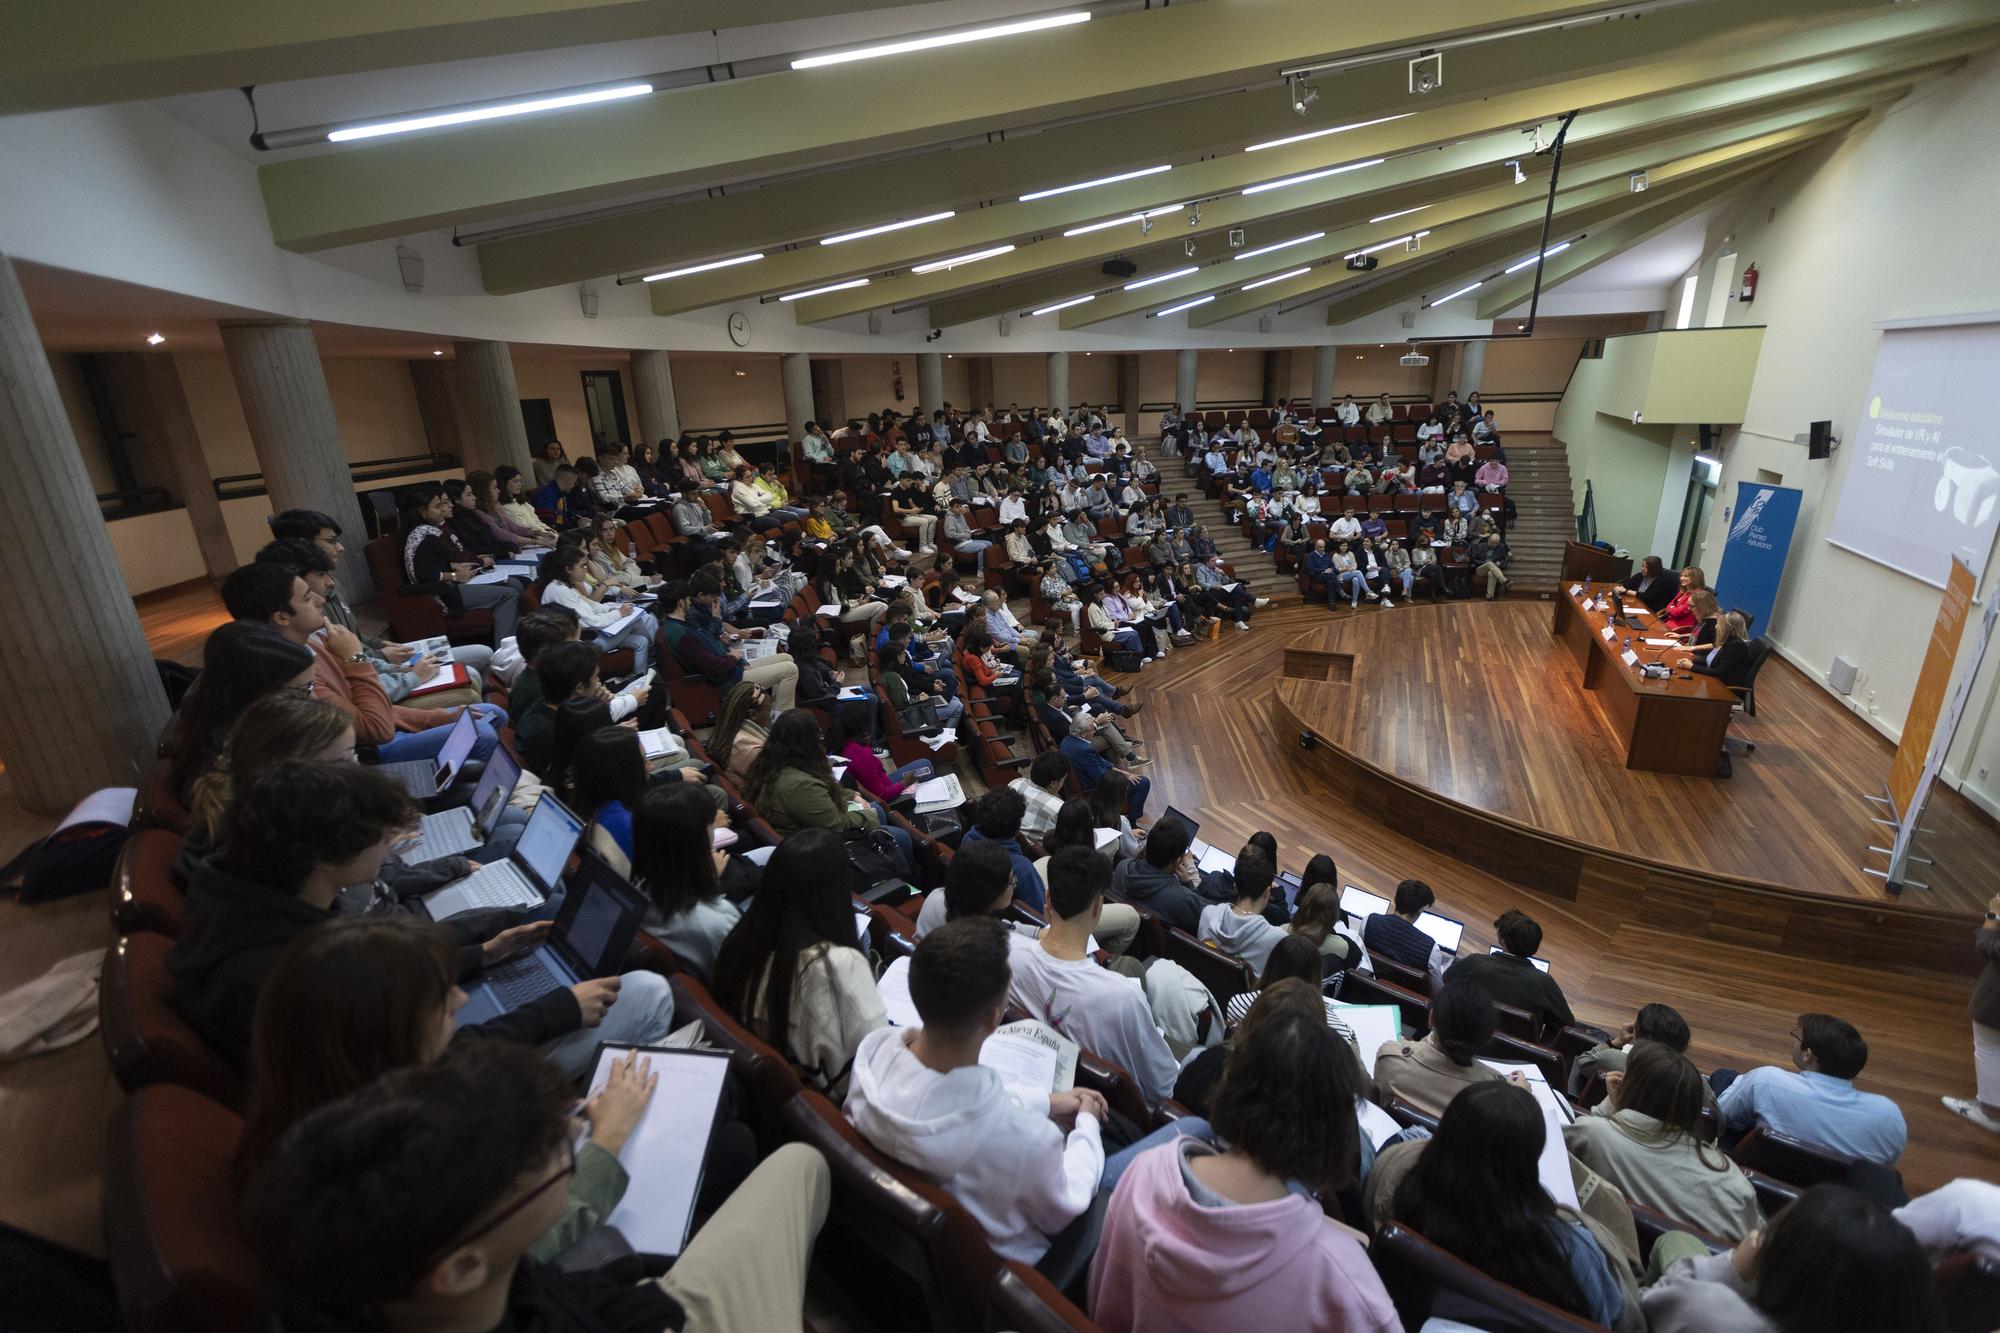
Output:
top-left (1399, 351), bottom-right (1431, 367)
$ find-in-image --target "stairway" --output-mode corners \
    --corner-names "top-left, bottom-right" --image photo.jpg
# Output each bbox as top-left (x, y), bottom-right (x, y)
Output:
top-left (1497, 432), bottom-right (1574, 596)
top-left (1151, 442), bottom-right (1296, 600)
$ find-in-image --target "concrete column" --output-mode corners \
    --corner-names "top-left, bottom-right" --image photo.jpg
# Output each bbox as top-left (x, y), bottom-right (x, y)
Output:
top-left (1260, 350), bottom-right (1283, 409)
top-left (452, 339), bottom-right (534, 476)
top-left (1174, 349), bottom-right (1197, 416)
top-left (134, 353), bottom-right (235, 577)
top-left (0, 253), bottom-right (170, 811)
top-left (916, 352), bottom-right (944, 417)
top-left (1312, 344), bottom-right (1336, 410)
top-left (810, 358), bottom-right (845, 430)
top-left (965, 356), bottom-right (994, 415)
top-left (780, 351), bottom-right (814, 439)
top-left (1048, 351), bottom-right (1071, 414)
top-left (1458, 338), bottom-right (1488, 398)
top-left (219, 319), bottom-right (374, 600)
top-left (407, 358), bottom-right (466, 464)
top-left (1117, 353), bottom-right (1140, 436)
top-left (629, 349), bottom-right (681, 447)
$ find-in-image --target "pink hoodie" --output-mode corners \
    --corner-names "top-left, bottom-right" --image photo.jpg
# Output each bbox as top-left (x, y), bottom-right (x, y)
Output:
top-left (1088, 1138), bottom-right (1400, 1333)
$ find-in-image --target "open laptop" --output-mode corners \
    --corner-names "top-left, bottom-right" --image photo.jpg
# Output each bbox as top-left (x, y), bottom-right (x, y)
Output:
top-left (1489, 945), bottom-right (1552, 973)
top-left (1337, 884), bottom-right (1465, 953)
top-left (454, 850), bottom-right (649, 1029)
top-left (421, 792), bottom-right (583, 920)
top-left (400, 748), bottom-right (521, 865)
top-left (372, 708), bottom-right (478, 800)
top-left (1275, 870), bottom-right (1306, 911)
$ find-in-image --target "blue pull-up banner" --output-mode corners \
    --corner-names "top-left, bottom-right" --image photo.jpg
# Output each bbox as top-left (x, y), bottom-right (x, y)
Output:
top-left (1714, 482), bottom-right (1803, 637)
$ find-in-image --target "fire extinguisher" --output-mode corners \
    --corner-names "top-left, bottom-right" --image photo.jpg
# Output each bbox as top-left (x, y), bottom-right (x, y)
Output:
top-left (1738, 264), bottom-right (1758, 303)
top-left (891, 360), bottom-right (905, 402)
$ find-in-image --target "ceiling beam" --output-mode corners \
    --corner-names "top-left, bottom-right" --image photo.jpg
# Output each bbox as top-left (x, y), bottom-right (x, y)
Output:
top-left (1473, 185), bottom-right (1748, 320)
top-left (1310, 157), bottom-right (1788, 326)
top-left (785, 16), bottom-right (1994, 324)
top-left (479, 0), bottom-right (1895, 294)
top-left (1, 1), bottom-right (931, 116)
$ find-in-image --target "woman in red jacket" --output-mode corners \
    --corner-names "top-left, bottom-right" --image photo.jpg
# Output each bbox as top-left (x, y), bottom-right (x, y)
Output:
top-left (1659, 565), bottom-right (1706, 632)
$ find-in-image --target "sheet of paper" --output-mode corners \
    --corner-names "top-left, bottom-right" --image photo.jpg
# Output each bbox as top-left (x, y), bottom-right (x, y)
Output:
top-left (1092, 826), bottom-right (1123, 850)
top-left (854, 908), bottom-right (872, 945)
top-left (1196, 844), bottom-right (1237, 876)
top-left (911, 773), bottom-right (966, 813)
top-left (1643, 637), bottom-right (1680, 647)
top-left (400, 635), bottom-right (452, 657)
top-left (1328, 1003), bottom-right (1404, 1074)
top-left (920, 729), bottom-right (955, 753)
top-left (404, 662), bottom-right (470, 697)
top-left (1358, 1097), bottom-right (1403, 1149)
top-left (464, 569), bottom-right (511, 585)
top-left (836, 686), bottom-right (870, 700)
top-left (828, 759), bottom-right (850, 784)
top-left (816, 603), bottom-right (845, 618)
top-left (57, 787), bottom-right (135, 832)
top-left (586, 1047), bottom-right (731, 1257)
top-left (743, 844), bottom-right (776, 867)
top-left (637, 727), bottom-right (685, 761)
top-left (600, 606), bottom-right (644, 637)
top-left (980, 1029), bottom-right (1063, 1107)
top-left (878, 574), bottom-right (909, 588)
top-left (877, 955), bottom-right (921, 1027)
top-left (1478, 1060), bottom-right (1580, 1209)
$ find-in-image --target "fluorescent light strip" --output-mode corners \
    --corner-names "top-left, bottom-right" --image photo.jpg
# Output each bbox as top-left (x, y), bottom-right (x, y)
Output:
top-left (909, 244), bottom-right (1015, 274)
top-left (1369, 205), bottom-right (1431, 224)
top-left (1031, 295), bottom-right (1097, 316)
top-left (821, 211), bottom-right (955, 245)
top-left (1021, 164), bottom-right (1171, 203)
top-left (1123, 265), bottom-right (1199, 291)
top-left (1431, 281), bottom-right (1483, 306)
top-left (327, 83), bottom-right (652, 142)
top-left (641, 252), bottom-right (765, 282)
top-left (1503, 241), bottom-right (1572, 274)
top-left (1342, 229), bottom-right (1430, 260)
top-left (1244, 112), bottom-right (1415, 153)
top-left (1241, 158), bottom-right (1385, 196)
top-left (1153, 295), bottom-right (1216, 317)
top-left (779, 278), bottom-right (870, 302)
top-left (1232, 231), bottom-right (1324, 261)
top-left (1062, 205), bottom-right (1183, 238)
top-left (1240, 266), bottom-right (1312, 291)
top-left (793, 10), bottom-right (1089, 69)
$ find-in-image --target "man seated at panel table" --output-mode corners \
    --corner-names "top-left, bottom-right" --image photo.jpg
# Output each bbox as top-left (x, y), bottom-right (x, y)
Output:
top-left (1711, 1012), bottom-right (1908, 1167)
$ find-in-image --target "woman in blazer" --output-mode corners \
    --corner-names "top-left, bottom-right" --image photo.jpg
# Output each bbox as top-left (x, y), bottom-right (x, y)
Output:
top-left (1659, 565), bottom-right (1707, 632)
top-left (1680, 588), bottom-right (1721, 648)
top-left (1684, 610), bottom-right (1750, 687)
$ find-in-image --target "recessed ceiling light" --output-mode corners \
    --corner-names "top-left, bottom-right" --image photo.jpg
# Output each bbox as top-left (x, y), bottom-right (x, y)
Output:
top-left (1063, 205), bottom-right (1183, 237)
top-left (1021, 164), bottom-right (1171, 203)
top-left (1242, 158), bottom-right (1384, 196)
top-left (820, 212), bottom-right (955, 246)
top-left (1123, 265), bottom-right (1199, 291)
top-left (793, 10), bottom-right (1089, 70)
top-left (1240, 266), bottom-right (1311, 291)
top-left (1153, 295), bottom-right (1215, 316)
top-left (327, 83), bottom-right (652, 142)
top-left (778, 278), bottom-right (870, 301)
top-left (733, 369), bottom-right (747, 377)
top-left (1430, 281), bottom-right (1483, 306)
top-left (641, 252), bottom-right (764, 283)
top-left (146, 332), bottom-right (166, 346)
top-left (1244, 112), bottom-right (1414, 153)
top-left (1031, 295), bottom-right (1096, 316)
top-left (432, 349), bottom-right (443, 356)
top-left (1232, 231), bottom-right (1325, 261)
top-left (910, 244), bottom-right (1015, 274)
top-left (1503, 241), bottom-right (1572, 274)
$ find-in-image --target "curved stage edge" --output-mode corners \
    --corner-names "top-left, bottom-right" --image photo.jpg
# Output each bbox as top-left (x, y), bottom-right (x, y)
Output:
top-left (1271, 666), bottom-right (1979, 984)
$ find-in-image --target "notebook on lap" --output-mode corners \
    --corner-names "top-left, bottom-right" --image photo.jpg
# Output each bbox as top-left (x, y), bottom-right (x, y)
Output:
top-left (422, 792), bottom-right (582, 920)
top-left (372, 708), bottom-right (478, 800)
top-left (400, 748), bottom-right (521, 865)
top-left (454, 850), bottom-right (647, 1028)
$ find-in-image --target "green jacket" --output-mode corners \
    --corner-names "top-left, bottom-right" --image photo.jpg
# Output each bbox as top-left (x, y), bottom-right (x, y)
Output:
top-left (526, 1140), bottom-right (629, 1261)
top-left (755, 767), bottom-right (877, 839)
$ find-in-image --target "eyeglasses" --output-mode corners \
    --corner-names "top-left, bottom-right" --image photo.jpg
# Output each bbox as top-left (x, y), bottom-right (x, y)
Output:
top-left (285, 679), bottom-right (317, 697)
top-left (422, 1139), bottom-right (574, 1270)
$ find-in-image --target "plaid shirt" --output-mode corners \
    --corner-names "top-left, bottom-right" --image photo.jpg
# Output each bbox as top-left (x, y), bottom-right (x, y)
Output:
top-left (1009, 777), bottom-right (1065, 840)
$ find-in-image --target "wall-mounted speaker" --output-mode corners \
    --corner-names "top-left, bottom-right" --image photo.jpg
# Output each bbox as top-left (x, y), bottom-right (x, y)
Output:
top-left (1102, 259), bottom-right (1138, 279)
top-left (1808, 420), bottom-right (1833, 460)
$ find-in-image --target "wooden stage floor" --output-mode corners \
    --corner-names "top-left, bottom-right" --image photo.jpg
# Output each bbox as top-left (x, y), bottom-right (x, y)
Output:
top-left (1274, 600), bottom-right (1995, 916)
top-left (1114, 599), bottom-right (1996, 1194)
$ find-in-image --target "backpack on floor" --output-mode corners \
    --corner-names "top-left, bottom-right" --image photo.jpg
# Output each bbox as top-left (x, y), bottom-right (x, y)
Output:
top-left (1104, 648), bottom-right (1145, 673)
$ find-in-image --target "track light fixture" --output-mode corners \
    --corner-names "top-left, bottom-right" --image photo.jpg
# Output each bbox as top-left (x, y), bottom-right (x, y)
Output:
top-left (1287, 75), bottom-right (1320, 116)
top-left (1506, 160), bottom-right (1526, 186)
top-left (1187, 203), bottom-right (1201, 227)
top-left (1140, 214), bottom-right (1155, 236)
top-left (1184, 238), bottom-right (1197, 257)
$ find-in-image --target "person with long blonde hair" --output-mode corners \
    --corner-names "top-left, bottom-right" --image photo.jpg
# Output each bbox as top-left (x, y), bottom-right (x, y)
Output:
top-left (186, 694), bottom-right (353, 856)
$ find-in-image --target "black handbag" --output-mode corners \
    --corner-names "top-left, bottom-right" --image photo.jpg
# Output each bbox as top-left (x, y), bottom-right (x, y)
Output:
top-left (895, 697), bottom-right (944, 733)
top-left (845, 827), bottom-right (910, 903)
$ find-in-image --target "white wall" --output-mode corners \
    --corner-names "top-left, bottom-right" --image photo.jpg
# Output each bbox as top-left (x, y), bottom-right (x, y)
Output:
top-left (1674, 54), bottom-right (2000, 814)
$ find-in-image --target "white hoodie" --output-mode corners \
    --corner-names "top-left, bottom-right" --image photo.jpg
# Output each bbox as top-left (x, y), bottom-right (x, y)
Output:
top-left (844, 1026), bottom-right (1104, 1263)
top-left (1197, 901), bottom-right (1287, 975)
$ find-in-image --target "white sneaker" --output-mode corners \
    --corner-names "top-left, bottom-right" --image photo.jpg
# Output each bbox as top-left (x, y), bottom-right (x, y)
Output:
top-left (1254, 596), bottom-right (1271, 608)
top-left (1174, 629), bottom-right (1193, 640)
top-left (1944, 1096), bottom-right (2000, 1133)
top-left (1381, 597), bottom-right (1395, 608)
top-left (1234, 619), bottom-right (1250, 631)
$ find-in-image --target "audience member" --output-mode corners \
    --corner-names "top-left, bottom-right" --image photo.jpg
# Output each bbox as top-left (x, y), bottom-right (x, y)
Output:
top-left (1567, 1002), bottom-right (1694, 1097)
top-left (1442, 908), bottom-right (1574, 1033)
top-left (1108, 815), bottom-right (1227, 933)
top-left (630, 784), bottom-right (747, 982)
top-left (1196, 850), bottom-right (1288, 973)
top-left (1713, 1012), bottom-right (1907, 1165)
top-left (168, 621), bottom-right (316, 805)
top-left (1373, 976), bottom-right (1503, 1119)
top-left (1360, 879), bottom-right (1450, 986)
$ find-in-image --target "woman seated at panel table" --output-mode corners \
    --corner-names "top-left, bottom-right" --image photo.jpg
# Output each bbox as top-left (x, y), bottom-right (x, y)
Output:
top-left (1659, 565), bottom-right (1708, 633)
top-left (1679, 610), bottom-right (1752, 688)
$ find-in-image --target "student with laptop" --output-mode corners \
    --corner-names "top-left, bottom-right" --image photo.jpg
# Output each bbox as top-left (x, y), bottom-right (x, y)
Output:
top-left (1108, 817), bottom-right (1228, 934)
top-left (1360, 880), bottom-right (1456, 988)
top-left (219, 559), bottom-right (505, 771)
top-left (1444, 909), bottom-right (1576, 1035)
top-left (245, 1041), bottom-right (832, 1333)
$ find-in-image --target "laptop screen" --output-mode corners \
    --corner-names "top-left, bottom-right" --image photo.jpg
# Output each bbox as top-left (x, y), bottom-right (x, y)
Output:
top-left (1160, 806), bottom-right (1200, 840)
top-left (1489, 945), bottom-right (1550, 972)
top-left (512, 793), bottom-right (584, 894)
top-left (552, 852), bottom-right (646, 979)
top-left (432, 708), bottom-right (480, 786)
top-left (1417, 913), bottom-right (1465, 953)
top-left (467, 748), bottom-right (522, 837)
top-left (1275, 871), bottom-right (1304, 910)
top-left (1339, 885), bottom-right (1390, 920)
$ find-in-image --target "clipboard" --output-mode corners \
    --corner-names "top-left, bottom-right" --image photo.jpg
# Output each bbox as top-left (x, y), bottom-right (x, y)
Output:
top-left (584, 1042), bottom-right (732, 1257)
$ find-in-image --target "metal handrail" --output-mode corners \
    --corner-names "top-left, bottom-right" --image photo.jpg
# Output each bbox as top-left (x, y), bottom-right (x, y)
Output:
top-left (97, 487), bottom-right (175, 518)
top-left (213, 452), bottom-right (461, 501)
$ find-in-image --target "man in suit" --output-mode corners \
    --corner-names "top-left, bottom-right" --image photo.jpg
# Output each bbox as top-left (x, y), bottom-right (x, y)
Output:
top-left (1623, 555), bottom-right (1677, 613)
